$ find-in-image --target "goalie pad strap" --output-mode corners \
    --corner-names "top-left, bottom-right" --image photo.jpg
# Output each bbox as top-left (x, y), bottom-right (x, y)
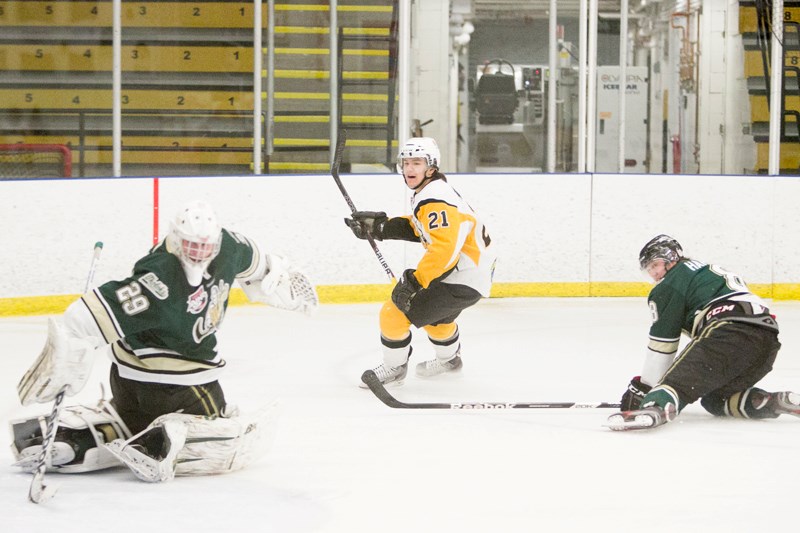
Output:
top-left (10, 399), bottom-right (132, 473)
top-left (106, 402), bottom-right (279, 482)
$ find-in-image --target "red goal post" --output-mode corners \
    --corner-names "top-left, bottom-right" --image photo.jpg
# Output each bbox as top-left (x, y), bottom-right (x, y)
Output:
top-left (0, 144), bottom-right (72, 178)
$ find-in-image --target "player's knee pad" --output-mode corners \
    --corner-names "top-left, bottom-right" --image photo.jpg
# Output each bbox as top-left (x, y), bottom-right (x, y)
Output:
top-left (424, 322), bottom-right (457, 341)
top-left (700, 394), bottom-right (727, 417)
top-left (379, 300), bottom-right (411, 339)
top-left (10, 400), bottom-right (132, 474)
top-left (105, 402), bottom-right (280, 483)
top-left (702, 388), bottom-right (779, 419)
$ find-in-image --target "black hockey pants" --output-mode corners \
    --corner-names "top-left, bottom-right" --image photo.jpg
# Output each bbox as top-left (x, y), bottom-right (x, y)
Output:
top-left (109, 364), bottom-right (227, 435)
top-left (659, 321), bottom-right (780, 414)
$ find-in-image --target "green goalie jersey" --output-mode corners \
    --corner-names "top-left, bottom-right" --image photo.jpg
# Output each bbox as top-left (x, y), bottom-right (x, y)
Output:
top-left (647, 259), bottom-right (776, 347)
top-left (80, 229), bottom-right (262, 385)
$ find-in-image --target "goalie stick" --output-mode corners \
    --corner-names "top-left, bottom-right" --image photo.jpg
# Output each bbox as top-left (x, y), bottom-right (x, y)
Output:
top-left (28, 241), bottom-right (103, 504)
top-left (360, 370), bottom-right (621, 410)
top-left (330, 129), bottom-right (395, 280)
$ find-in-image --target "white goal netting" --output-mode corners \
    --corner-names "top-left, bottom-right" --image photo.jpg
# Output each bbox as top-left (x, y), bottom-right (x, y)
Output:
top-left (0, 144), bottom-right (72, 178)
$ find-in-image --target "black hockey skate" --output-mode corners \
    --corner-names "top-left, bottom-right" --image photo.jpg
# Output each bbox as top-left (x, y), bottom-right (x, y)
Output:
top-left (358, 362), bottom-right (408, 389)
top-left (769, 391), bottom-right (800, 417)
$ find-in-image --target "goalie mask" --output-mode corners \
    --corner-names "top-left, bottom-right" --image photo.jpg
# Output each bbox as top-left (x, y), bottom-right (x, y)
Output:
top-left (639, 234), bottom-right (683, 270)
top-left (396, 137), bottom-right (441, 174)
top-left (167, 200), bottom-right (222, 286)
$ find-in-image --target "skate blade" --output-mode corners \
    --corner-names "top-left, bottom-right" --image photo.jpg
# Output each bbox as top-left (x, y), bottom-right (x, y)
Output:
top-left (358, 377), bottom-right (405, 390)
top-left (604, 412), bottom-right (657, 431)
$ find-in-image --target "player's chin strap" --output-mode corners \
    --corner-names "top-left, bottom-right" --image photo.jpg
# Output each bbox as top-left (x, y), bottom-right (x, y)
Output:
top-left (104, 401), bottom-right (280, 483)
top-left (411, 168), bottom-right (440, 192)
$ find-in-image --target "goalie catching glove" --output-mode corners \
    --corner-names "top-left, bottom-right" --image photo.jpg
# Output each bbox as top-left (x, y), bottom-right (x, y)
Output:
top-left (18, 318), bottom-right (102, 405)
top-left (240, 253), bottom-right (319, 315)
top-left (344, 211), bottom-right (388, 241)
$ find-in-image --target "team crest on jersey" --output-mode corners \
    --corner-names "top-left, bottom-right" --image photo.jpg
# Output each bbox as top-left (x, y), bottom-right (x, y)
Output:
top-left (138, 273), bottom-right (169, 300)
top-left (186, 286), bottom-right (208, 315)
top-left (192, 279), bottom-right (231, 343)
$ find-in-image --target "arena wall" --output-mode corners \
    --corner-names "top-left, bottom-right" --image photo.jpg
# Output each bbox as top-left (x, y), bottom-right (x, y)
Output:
top-left (2, 172), bottom-right (797, 315)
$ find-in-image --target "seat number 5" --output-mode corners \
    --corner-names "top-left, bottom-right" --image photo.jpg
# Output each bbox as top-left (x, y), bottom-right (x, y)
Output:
top-left (116, 282), bottom-right (150, 316)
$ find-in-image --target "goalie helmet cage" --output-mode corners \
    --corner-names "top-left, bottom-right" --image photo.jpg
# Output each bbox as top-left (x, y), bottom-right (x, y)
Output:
top-left (0, 144), bottom-right (72, 178)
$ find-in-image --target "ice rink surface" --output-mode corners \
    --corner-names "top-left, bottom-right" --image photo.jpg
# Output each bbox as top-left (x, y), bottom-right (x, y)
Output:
top-left (2, 297), bottom-right (799, 533)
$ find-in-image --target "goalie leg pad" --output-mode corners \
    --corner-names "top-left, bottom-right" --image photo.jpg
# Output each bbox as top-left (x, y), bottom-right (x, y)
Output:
top-left (10, 399), bottom-right (132, 473)
top-left (104, 419), bottom-right (188, 483)
top-left (175, 403), bottom-right (279, 477)
top-left (105, 401), bottom-right (280, 482)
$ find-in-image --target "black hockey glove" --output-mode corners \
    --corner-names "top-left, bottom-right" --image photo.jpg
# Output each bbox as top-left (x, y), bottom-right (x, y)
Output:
top-left (620, 376), bottom-right (652, 411)
top-left (344, 211), bottom-right (388, 241)
top-left (391, 269), bottom-right (422, 313)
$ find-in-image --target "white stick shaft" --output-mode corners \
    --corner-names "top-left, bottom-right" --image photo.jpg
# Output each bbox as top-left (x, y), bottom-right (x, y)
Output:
top-left (28, 242), bottom-right (103, 504)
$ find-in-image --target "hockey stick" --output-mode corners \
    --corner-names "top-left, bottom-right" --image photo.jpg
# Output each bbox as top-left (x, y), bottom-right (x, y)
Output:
top-left (28, 241), bottom-right (103, 504)
top-left (361, 370), bottom-right (620, 410)
top-left (331, 129), bottom-right (395, 279)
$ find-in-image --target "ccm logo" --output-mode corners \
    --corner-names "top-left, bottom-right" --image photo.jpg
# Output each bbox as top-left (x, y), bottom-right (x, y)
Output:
top-left (450, 403), bottom-right (516, 409)
top-left (706, 304), bottom-right (735, 320)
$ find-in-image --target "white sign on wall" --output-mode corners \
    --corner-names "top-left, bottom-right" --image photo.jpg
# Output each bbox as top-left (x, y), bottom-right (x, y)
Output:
top-left (595, 66), bottom-right (649, 173)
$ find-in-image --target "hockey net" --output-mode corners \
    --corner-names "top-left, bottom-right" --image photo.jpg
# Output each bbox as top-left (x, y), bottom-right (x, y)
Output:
top-left (0, 144), bottom-right (72, 178)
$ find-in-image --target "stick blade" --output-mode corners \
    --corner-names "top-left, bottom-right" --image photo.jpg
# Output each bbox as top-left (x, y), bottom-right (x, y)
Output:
top-left (360, 370), bottom-right (406, 408)
top-left (360, 369), bottom-right (382, 393)
top-left (29, 476), bottom-right (59, 504)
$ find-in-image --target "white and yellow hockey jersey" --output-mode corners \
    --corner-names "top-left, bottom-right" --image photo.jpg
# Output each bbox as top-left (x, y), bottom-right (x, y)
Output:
top-left (403, 179), bottom-right (495, 296)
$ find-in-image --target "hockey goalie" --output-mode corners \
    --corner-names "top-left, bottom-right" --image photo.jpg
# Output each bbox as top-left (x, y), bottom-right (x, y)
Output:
top-left (11, 200), bottom-right (318, 482)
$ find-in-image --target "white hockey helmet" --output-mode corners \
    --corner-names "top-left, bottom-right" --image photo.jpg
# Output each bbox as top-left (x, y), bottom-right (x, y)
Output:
top-left (396, 137), bottom-right (441, 174)
top-left (167, 200), bottom-right (222, 285)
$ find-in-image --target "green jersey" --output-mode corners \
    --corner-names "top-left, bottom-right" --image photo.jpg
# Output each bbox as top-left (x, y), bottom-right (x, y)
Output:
top-left (648, 259), bottom-right (776, 348)
top-left (80, 229), bottom-right (262, 385)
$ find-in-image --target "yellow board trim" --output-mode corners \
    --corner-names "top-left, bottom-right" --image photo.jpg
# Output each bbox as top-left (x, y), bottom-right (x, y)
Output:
top-left (274, 115), bottom-right (387, 124)
top-left (275, 4), bottom-right (392, 12)
top-left (272, 91), bottom-right (390, 101)
top-left (273, 69), bottom-right (388, 80)
top-left (2, 283), bottom-right (798, 318)
top-left (273, 47), bottom-right (388, 57)
top-left (275, 27), bottom-right (389, 36)
top-left (273, 138), bottom-right (398, 148)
